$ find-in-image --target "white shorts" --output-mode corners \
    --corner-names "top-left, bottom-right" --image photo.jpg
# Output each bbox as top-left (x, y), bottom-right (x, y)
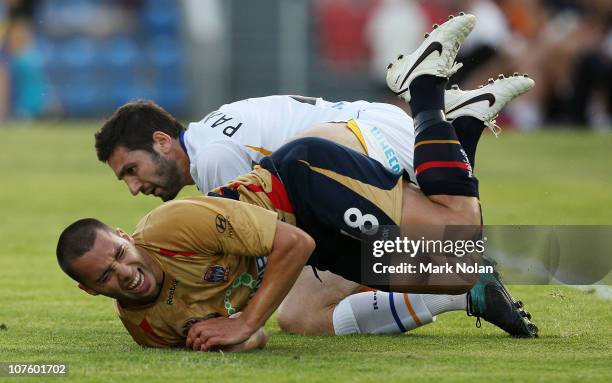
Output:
top-left (349, 102), bottom-right (416, 181)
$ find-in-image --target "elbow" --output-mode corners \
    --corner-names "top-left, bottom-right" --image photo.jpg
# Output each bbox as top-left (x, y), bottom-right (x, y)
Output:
top-left (295, 231), bottom-right (316, 263)
top-left (273, 222), bottom-right (316, 265)
top-left (304, 233), bottom-right (316, 257)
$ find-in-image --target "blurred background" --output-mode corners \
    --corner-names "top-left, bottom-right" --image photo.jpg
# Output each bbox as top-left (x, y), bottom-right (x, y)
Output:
top-left (0, 0), bottom-right (610, 130)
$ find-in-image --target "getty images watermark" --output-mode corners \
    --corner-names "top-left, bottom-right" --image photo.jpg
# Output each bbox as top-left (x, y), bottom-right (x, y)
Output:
top-left (371, 235), bottom-right (490, 275)
top-left (360, 225), bottom-right (612, 287)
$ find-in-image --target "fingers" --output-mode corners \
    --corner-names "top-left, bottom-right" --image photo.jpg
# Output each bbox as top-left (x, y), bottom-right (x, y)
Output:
top-left (186, 321), bottom-right (203, 341)
top-left (186, 328), bottom-right (202, 350)
top-left (202, 336), bottom-right (222, 351)
top-left (184, 317), bottom-right (249, 352)
top-left (185, 320), bottom-right (213, 350)
top-left (189, 329), bottom-right (219, 351)
top-left (193, 336), bottom-right (203, 351)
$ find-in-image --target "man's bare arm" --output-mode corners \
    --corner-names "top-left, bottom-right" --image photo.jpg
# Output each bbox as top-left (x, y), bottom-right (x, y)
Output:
top-left (186, 221), bottom-right (315, 351)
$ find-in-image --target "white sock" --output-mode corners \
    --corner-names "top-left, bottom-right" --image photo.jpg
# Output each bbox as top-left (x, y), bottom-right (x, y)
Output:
top-left (333, 291), bottom-right (466, 335)
top-left (420, 293), bottom-right (467, 316)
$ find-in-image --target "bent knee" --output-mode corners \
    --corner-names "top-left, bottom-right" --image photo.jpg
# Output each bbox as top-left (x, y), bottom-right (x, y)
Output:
top-left (277, 307), bottom-right (303, 334)
top-left (445, 196), bottom-right (481, 226)
top-left (277, 304), bottom-right (334, 335)
top-left (277, 305), bottom-right (311, 334)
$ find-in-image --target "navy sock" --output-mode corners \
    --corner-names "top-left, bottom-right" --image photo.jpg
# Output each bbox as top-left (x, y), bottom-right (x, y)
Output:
top-left (451, 116), bottom-right (485, 169)
top-left (408, 75), bottom-right (446, 116)
top-left (408, 73), bottom-right (479, 198)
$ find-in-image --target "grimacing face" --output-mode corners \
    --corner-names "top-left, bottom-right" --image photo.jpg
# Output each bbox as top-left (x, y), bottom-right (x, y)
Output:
top-left (70, 228), bottom-right (164, 306)
top-left (108, 146), bottom-right (184, 201)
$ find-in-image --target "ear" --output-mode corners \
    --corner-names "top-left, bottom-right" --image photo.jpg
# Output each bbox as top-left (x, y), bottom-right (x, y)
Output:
top-left (115, 228), bottom-right (134, 244)
top-left (78, 284), bottom-right (99, 296)
top-left (152, 131), bottom-right (174, 154)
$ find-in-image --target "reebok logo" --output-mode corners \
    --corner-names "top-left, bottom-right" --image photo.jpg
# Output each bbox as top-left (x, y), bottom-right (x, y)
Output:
top-left (166, 279), bottom-right (179, 305)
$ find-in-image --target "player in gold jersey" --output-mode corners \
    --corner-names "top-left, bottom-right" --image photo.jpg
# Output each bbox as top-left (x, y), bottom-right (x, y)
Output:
top-left (57, 197), bottom-right (314, 350)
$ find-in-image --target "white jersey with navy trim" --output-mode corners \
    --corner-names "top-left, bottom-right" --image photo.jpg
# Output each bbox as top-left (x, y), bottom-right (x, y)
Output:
top-left (184, 95), bottom-right (415, 193)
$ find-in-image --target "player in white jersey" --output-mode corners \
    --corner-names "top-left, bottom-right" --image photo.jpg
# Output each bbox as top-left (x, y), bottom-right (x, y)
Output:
top-left (95, 21), bottom-right (534, 337)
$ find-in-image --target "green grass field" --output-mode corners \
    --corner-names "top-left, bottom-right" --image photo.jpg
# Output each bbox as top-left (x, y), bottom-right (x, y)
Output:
top-left (0, 123), bottom-right (611, 382)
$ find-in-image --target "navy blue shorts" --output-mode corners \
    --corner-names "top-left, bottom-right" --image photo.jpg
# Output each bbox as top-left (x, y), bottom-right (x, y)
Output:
top-left (259, 137), bottom-right (405, 287)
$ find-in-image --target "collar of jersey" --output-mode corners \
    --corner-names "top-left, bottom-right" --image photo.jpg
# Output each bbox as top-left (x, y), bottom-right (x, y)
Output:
top-left (179, 130), bottom-right (189, 157)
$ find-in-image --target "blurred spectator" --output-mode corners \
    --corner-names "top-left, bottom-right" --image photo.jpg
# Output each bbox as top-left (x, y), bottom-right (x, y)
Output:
top-left (452, 0), bottom-right (511, 87)
top-left (0, 60), bottom-right (8, 119)
top-left (501, 0), bottom-right (611, 130)
top-left (181, 0), bottom-right (227, 117)
top-left (315, 0), bottom-right (378, 72)
top-left (449, 0), bottom-right (611, 130)
top-left (1, 0), bottom-right (47, 120)
top-left (0, 1), bottom-right (7, 119)
top-left (366, 0), bottom-right (428, 104)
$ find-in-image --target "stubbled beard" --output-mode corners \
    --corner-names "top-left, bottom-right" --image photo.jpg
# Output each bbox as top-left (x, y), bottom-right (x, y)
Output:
top-left (151, 152), bottom-right (183, 201)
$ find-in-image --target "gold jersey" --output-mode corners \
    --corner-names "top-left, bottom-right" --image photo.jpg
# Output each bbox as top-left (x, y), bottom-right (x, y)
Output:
top-left (115, 196), bottom-right (277, 347)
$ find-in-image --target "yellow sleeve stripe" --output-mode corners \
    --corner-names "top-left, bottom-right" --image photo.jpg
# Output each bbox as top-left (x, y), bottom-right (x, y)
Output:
top-left (346, 119), bottom-right (369, 154)
top-left (245, 145), bottom-right (273, 156)
top-left (414, 139), bottom-right (461, 149)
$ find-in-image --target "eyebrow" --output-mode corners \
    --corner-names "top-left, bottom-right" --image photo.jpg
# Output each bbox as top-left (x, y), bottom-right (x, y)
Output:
top-left (117, 163), bottom-right (136, 180)
top-left (95, 245), bottom-right (122, 284)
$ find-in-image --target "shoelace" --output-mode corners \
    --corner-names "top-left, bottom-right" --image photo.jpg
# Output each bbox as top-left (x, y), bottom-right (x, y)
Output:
top-left (465, 291), bottom-right (483, 328)
top-left (442, 61), bottom-right (463, 78)
top-left (484, 119), bottom-right (502, 137)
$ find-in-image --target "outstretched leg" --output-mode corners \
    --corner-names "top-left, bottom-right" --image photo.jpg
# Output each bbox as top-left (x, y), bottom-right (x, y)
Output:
top-left (386, 13), bottom-right (538, 337)
top-left (386, 13), bottom-right (481, 229)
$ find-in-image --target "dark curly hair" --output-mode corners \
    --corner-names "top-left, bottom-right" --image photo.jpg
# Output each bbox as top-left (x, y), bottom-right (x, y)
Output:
top-left (95, 100), bottom-right (185, 162)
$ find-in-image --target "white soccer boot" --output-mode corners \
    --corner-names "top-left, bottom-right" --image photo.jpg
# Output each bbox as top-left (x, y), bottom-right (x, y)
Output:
top-left (445, 73), bottom-right (535, 136)
top-left (386, 12), bottom-right (476, 102)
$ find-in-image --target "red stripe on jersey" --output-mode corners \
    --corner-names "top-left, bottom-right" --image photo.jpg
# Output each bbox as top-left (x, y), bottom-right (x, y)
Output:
top-left (245, 183), bottom-right (264, 193)
top-left (158, 248), bottom-right (196, 257)
top-left (268, 174), bottom-right (294, 213)
top-left (231, 176), bottom-right (294, 214)
top-left (139, 319), bottom-right (163, 341)
top-left (415, 161), bottom-right (471, 176)
top-left (245, 177), bottom-right (294, 213)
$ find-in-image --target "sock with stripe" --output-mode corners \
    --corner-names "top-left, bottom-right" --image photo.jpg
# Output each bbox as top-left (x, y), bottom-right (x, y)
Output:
top-left (408, 76), bottom-right (479, 197)
top-left (332, 291), bottom-right (467, 335)
top-left (451, 116), bottom-right (485, 169)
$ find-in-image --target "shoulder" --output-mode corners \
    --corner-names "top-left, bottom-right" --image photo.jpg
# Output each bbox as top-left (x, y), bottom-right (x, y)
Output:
top-left (142, 197), bottom-right (228, 223)
top-left (188, 140), bottom-right (251, 183)
top-left (133, 198), bottom-right (214, 237)
top-left (133, 197), bottom-right (242, 251)
top-left (137, 196), bottom-right (258, 233)
top-left (190, 139), bottom-right (247, 159)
